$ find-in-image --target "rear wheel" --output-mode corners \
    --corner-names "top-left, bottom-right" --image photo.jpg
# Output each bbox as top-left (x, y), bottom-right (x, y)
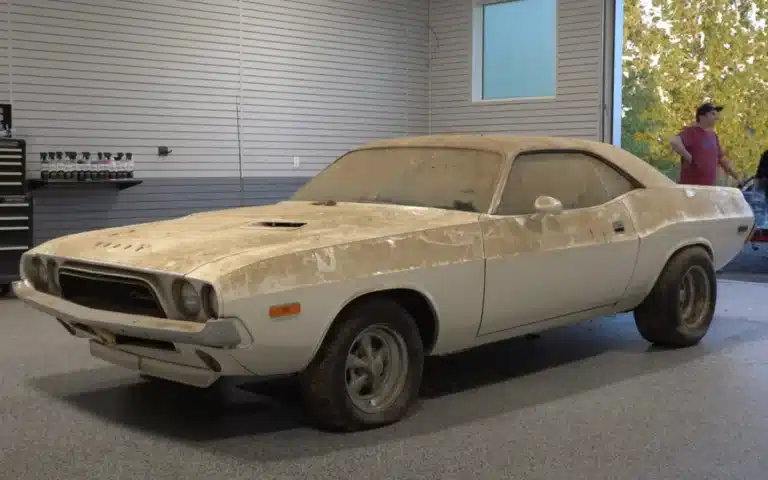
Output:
top-left (634, 246), bottom-right (716, 347)
top-left (299, 298), bottom-right (424, 432)
top-left (0, 284), bottom-right (10, 297)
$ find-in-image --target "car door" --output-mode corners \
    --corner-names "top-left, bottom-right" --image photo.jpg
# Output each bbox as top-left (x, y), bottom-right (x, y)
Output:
top-left (477, 150), bottom-right (641, 337)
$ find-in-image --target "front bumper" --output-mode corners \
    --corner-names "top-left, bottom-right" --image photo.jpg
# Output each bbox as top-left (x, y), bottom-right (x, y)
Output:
top-left (12, 280), bottom-right (248, 349)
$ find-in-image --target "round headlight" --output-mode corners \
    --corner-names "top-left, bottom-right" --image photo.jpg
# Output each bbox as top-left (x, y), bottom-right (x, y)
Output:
top-left (201, 284), bottom-right (219, 319)
top-left (23, 255), bottom-right (37, 280)
top-left (37, 258), bottom-right (49, 285)
top-left (175, 280), bottom-right (201, 317)
top-left (26, 256), bottom-right (46, 290)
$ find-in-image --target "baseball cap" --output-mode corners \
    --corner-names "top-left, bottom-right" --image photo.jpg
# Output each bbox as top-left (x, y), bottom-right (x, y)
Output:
top-left (696, 103), bottom-right (724, 117)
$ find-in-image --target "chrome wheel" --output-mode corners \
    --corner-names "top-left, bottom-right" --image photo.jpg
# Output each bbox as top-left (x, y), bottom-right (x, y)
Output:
top-left (345, 324), bottom-right (409, 415)
top-left (679, 265), bottom-right (711, 328)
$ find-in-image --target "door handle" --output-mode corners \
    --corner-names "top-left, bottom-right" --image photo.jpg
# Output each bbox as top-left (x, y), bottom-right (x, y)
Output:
top-left (612, 220), bottom-right (625, 233)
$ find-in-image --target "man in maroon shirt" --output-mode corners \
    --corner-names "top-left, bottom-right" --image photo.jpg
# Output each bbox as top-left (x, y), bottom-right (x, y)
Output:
top-left (669, 103), bottom-right (741, 185)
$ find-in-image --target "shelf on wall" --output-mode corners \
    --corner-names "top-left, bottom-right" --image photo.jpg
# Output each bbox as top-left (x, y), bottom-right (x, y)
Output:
top-left (26, 178), bottom-right (143, 192)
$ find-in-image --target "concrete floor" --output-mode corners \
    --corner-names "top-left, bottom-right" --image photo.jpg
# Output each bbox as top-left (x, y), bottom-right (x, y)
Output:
top-left (2, 280), bottom-right (768, 479)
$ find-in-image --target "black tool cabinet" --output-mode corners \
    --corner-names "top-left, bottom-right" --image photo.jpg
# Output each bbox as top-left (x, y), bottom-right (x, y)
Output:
top-left (0, 138), bottom-right (32, 296)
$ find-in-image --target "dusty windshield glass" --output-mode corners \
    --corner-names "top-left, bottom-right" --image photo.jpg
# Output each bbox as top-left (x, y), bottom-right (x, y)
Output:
top-left (290, 147), bottom-right (504, 213)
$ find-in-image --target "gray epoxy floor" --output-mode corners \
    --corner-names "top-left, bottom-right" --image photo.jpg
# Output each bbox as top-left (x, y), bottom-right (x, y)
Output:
top-left (2, 280), bottom-right (768, 479)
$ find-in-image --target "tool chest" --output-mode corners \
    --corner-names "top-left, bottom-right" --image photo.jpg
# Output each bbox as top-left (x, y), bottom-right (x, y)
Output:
top-left (0, 138), bottom-right (32, 294)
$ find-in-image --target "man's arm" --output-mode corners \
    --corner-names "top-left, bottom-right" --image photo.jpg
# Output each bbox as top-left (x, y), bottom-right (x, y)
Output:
top-left (717, 138), bottom-right (741, 182)
top-left (669, 134), bottom-right (692, 164)
top-left (719, 154), bottom-right (741, 182)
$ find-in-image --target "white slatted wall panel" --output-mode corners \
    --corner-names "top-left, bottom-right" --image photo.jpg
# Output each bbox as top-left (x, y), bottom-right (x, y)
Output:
top-left (3, 0), bottom-right (429, 179)
top-left (10, 0), bottom-right (243, 178)
top-left (429, 0), bottom-right (605, 139)
top-left (241, 0), bottom-right (430, 177)
top-left (0, 6), bottom-right (9, 105)
top-left (0, 0), bottom-right (607, 175)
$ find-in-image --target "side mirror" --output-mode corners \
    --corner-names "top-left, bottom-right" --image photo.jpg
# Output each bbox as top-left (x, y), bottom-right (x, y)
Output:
top-left (534, 195), bottom-right (563, 215)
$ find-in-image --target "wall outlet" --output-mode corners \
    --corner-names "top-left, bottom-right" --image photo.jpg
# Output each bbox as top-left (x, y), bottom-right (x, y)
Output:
top-left (293, 156), bottom-right (300, 168)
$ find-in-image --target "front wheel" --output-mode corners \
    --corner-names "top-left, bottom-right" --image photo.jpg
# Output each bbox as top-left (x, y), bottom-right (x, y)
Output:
top-left (634, 246), bottom-right (716, 348)
top-left (299, 298), bottom-right (424, 432)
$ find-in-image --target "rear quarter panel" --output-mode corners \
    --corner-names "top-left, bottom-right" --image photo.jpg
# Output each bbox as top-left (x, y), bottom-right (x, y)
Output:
top-left (618, 185), bottom-right (754, 309)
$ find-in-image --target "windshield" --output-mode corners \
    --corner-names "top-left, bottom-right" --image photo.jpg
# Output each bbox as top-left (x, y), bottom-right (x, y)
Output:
top-left (290, 147), bottom-right (505, 213)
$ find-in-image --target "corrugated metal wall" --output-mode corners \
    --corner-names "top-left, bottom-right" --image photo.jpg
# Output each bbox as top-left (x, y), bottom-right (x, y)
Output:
top-left (429, 0), bottom-right (605, 138)
top-left (0, 0), bottom-right (610, 244)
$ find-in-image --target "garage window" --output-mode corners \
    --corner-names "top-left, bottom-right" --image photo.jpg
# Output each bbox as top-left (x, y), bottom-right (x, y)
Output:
top-left (471, 0), bottom-right (558, 101)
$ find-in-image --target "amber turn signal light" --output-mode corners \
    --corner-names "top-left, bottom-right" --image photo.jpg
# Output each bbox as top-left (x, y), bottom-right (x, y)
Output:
top-left (269, 302), bottom-right (301, 318)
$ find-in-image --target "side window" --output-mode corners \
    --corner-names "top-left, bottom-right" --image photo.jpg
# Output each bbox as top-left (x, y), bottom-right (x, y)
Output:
top-left (496, 151), bottom-right (634, 216)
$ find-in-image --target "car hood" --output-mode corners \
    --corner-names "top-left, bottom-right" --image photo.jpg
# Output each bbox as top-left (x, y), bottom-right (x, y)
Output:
top-left (31, 201), bottom-right (479, 275)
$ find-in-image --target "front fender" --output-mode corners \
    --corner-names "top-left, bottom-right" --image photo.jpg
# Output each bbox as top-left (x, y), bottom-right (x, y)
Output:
top-left (308, 280), bottom-right (441, 361)
top-left (222, 260), bottom-right (485, 376)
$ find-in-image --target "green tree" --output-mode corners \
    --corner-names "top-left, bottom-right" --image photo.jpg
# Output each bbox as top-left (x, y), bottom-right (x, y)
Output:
top-left (623, 0), bottom-right (767, 176)
top-left (622, 67), bottom-right (681, 178)
top-left (622, 0), bottom-right (679, 178)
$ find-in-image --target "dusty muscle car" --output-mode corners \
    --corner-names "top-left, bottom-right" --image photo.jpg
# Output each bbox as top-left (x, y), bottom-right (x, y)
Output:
top-left (14, 135), bottom-right (755, 431)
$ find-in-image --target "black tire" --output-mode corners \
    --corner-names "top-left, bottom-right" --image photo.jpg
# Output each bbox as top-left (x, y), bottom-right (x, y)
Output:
top-left (634, 246), bottom-right (716, 348)
top-left (299, 298), bottom-right (425, 432)
top-left (0, 284), bottom-right (10, 297)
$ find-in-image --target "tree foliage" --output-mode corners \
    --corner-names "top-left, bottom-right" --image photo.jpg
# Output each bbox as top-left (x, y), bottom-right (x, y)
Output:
top-left (621, 66), bottom-right (682, 177)
top-left (622, 0), bottom-right (767, 176)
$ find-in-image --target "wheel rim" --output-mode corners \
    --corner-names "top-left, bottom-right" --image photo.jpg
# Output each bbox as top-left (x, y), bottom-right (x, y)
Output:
top-left (678, 265), bottom-right (711, 328)
top-left (345, 324), bottom-right (409, 415)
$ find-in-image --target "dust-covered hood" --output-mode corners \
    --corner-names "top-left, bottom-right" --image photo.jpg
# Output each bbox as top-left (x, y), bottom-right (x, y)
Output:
top-left (30, 201), bottom-right (479, 275)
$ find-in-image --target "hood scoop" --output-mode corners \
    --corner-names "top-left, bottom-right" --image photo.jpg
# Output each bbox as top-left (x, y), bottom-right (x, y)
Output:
top-left (250, 220), bottom-right (307, 229)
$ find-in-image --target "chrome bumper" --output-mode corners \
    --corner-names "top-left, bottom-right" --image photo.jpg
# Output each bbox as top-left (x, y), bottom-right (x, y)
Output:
top-left (13, 280), bottom-right (247, 349)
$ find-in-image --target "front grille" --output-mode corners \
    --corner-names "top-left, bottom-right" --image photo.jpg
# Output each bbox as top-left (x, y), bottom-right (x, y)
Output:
top-left (58, 268), bottom-right (166, 318)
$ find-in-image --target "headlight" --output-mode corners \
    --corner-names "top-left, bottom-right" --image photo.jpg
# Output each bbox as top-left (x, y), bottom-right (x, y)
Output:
top-left (25, 255), bottom-right (42, 286)
top-left (201, 284), bottom-right (219, 319)
top-left (174, 280), bottom-right (201, 317)
top-left (37, 258), bottom-right (49, 285)
top-left (25, 255), bottom-right (48, 291)
top-left (25, 256), bottom-right (60, 293)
